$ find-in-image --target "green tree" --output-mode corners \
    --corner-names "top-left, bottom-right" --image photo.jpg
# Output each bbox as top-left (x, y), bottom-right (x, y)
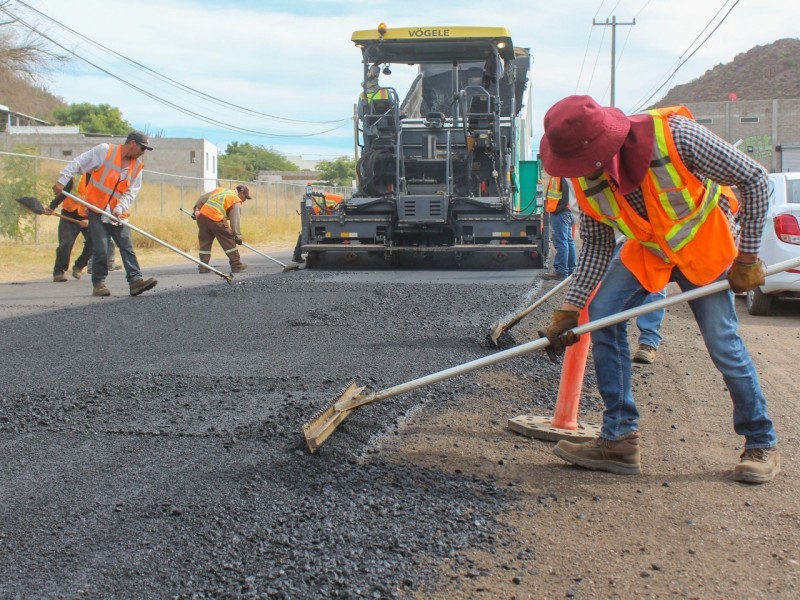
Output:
top-left (0, 147), bottom-right (38, 239)
top-left (315, 156), bottom-right (356, 186)
top-left (218, 142), bottom-right (299, 180)
top-left (52, 103), bottom-right (132, 135)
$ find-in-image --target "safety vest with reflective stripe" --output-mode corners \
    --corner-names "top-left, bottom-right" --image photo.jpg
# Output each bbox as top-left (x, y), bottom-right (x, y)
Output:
top-left (83, 144), bottom-right (143, 218)
top-left (359, 88), bottom-right (390, 102)
top-left (61, 173), bottom-right (90, 216)
top-left (311, 193), bottom-right (343, 215)
top-left (571, 106), bottom-right (739, 293)
top-left (545, 177), bottom-right (564, 213)
top-left (199, 187), bottom-right (241, 222)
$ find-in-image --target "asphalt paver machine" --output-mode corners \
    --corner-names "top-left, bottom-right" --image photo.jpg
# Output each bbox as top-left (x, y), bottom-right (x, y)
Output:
top-left (299, 24), bottom-right (547, 268)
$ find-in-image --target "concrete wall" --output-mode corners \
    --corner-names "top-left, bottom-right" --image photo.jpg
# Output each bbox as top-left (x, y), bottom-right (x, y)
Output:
top-left (684, 99), bottom-right (800, 172)
top-left (0, 129), bottom-right (218, 189)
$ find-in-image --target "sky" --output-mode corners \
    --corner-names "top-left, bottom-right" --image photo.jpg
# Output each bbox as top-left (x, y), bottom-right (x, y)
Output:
top-left (6, 0), bottom-right (800, 161)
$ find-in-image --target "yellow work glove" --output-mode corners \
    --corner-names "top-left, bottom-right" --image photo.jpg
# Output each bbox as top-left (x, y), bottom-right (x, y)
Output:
top-left (538, 309), bottom-right (581, 363)
top-left (726, 259), bottom-right (766, 294)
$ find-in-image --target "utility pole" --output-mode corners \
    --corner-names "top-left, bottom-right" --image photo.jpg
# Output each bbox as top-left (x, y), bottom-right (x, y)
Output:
top-left (592, 16), bottom-right (636, 107)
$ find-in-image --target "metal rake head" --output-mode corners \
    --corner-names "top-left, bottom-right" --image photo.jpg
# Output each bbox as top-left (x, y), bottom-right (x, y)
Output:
top-left (301, 381), bottom-right (366, 453)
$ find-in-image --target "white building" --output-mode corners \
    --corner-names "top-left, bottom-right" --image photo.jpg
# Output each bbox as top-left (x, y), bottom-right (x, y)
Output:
top-left (1, 126), bottom-right (219, 190)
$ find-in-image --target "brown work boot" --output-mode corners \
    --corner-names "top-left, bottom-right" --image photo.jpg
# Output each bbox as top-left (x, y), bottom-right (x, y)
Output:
top-left (734, 447), bottom-right (780, 483)
top-left (53, 272), bottom-right (68, 282)
top-left (71, 266), bottom-right (84, 280)
top-left (231, 263), bottom-right (248, 273)
top-left (129, 277), bottom-right (158, 296)
top-left (633, 344), bottom-right (657, 365)
top-left (92, 283), bottom-right (111, 297)
top-left (198, 265), bottom-right (211, 274)
top-left (553, 432), bottom-right (642, 475)
top-left (541, 271), bottom-right (566, 281)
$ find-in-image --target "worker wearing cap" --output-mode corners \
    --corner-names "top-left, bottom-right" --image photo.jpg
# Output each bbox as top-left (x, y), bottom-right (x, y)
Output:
top-left (52, 130), bottom-right (157, 297)
top-left (193, 185), bottom-right (249, 273)
top-left (538, 95), bottom-right (779, 483)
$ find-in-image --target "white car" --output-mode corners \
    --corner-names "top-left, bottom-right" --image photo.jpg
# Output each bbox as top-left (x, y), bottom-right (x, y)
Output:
top-left (746, 172), bottom-right (800, 315)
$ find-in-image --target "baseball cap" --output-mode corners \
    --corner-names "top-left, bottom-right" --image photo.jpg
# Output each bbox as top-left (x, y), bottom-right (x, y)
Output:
top-left (126, 130), bottom-right (153, 151)
top-left (236, 185), bottom-right (252, 199)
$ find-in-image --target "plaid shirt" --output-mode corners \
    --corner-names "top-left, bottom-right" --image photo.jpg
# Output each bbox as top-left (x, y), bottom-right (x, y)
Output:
top-left (565, 114), bottom-right (769, 308)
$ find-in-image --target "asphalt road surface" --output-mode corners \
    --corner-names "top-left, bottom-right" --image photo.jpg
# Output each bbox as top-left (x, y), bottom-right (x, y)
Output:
top-left (0, 251), bottom-right (547, 598)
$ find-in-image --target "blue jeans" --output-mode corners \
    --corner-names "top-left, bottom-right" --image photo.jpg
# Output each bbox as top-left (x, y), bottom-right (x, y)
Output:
top-left (88, 213), bottom-right (142, 285)
top-left (636, 289), bottom-right (666, 349)
top-left (588, 252), bottom-right (777, 448)
top-left (550, 211), bottom-right (576, 276)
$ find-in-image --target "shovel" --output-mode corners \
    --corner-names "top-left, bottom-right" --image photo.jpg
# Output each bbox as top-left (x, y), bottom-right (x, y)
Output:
top-left (487, 275), bottom-right (573, 346)
top-left (302, 255), bottom-right (800, 453)
top-left (59, 190), bottom-right (232, 283)
top-left (16, 196), bottom-right (87, 226)
top-left (179, 208), bottom-right (299, 272)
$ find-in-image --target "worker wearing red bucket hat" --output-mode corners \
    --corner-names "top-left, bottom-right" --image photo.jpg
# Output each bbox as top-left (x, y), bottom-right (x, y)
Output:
top-left (538, 95), bottom-right (779, 483)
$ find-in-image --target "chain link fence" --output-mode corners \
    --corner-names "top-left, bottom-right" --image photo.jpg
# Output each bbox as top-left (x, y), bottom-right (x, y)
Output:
top-left (1, 151), bottom-right (352, 245)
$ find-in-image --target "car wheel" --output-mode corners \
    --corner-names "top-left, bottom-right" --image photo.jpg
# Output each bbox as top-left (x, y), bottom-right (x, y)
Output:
top-left (746, 287), bottom-right (774, 316)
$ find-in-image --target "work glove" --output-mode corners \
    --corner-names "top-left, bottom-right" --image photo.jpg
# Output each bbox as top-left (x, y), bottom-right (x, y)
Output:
top-left (538, 309), bottom-right (581, 363)
top-left (726, 258), bottom-right (766, 294)
top-left (234, 236), bottom-right (243, 245)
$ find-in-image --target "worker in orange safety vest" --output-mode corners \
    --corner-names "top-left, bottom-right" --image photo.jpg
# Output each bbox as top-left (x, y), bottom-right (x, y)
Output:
top-left (46, 173), bottom-right (92, 282)
top-left (52, 130), bottom-right (157, 298)
top-left (538, 95), bottom-right (778, 483)
top-left (193, 184), bottom-right (250, 273)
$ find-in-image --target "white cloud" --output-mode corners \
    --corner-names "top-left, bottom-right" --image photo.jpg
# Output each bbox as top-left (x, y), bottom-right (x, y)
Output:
top-left (12, 0), bottom-right (800, 157)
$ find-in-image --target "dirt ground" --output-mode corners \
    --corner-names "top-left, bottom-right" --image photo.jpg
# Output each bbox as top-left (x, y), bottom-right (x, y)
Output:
top-left (1, 260), bottom-right (798, 599)
top-left (385, 285), bottom-right (800, 599)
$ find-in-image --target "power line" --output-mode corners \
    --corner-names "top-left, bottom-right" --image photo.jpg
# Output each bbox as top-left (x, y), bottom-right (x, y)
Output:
top-left (592, 16), bottom-right (636, 106)
top-left (628, 0), bottom-right (741, 113)
top-left (0, 3), bottom-right (350, 138)
top-left (576, 1), bottom-right (609, 94)
top-left (13, 0), bottom-right (348, 126)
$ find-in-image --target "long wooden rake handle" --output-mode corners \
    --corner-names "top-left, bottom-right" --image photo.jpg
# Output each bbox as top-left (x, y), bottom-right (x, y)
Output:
top-left (488, 275), bottom-right (573, 345)
top-left (62, 191), bottom-right (232, 282)
top-left (51, 212), bottom-right (86, 226)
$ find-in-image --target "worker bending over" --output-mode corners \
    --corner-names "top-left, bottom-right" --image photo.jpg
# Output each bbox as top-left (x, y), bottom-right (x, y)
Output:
top-left (193, 185), bottom-right (250, 273)
top-left (538, 95), bottom-right (779, 484)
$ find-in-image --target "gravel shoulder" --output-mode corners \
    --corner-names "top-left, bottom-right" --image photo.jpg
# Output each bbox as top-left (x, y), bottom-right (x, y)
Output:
top-left (389, 286), bottom-right (800, 599)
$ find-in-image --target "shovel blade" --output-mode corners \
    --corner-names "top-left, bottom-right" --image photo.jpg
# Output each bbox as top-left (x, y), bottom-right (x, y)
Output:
top-left (487, 320), bottom-right (507, 347)
top-left (302, 381), bottom-right (366, 453)
top-left (15, 196), bottom-right (46, 215)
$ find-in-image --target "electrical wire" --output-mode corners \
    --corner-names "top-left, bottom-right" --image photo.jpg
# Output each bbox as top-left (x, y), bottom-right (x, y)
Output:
top-left (627, 0), bottom-right (741, 113)
top-left (12, 0), bottom-right (348, 126)
top-left (575, 0), bottom-right (608, 93)
top-left (0, 3), bottom-right (350, 138)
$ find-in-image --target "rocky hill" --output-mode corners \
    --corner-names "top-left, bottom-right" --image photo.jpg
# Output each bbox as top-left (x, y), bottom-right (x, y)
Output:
top-left (0, 68), bottom-right (64, 123)
top-left (653, 37), bottom-right (800, 107)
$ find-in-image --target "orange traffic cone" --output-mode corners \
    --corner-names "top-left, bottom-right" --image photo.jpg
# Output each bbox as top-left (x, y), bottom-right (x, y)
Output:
top-left (508, 291), bottom-right (600, 442)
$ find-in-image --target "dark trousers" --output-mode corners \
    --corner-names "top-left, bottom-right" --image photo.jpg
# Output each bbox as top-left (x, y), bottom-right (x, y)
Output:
top-left (197, 215), bottom-right (243, 267)
top-left (88, 213), bottom-right (142, 284)
top-left (53, 210), bottom-right (93, 275)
